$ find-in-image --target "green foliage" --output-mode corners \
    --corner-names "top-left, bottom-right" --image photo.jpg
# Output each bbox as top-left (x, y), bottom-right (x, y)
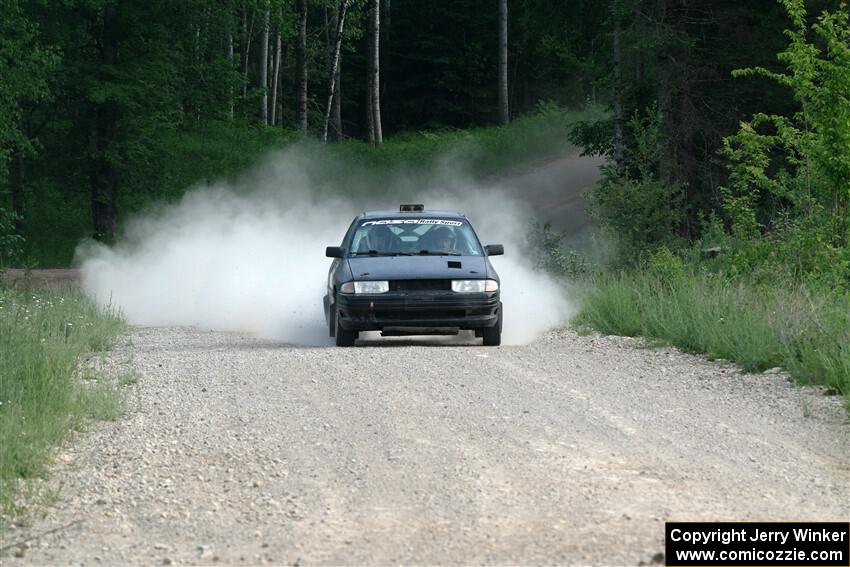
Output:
top-left (723, 0), bottom-right (850, 248)
top-left (575, 268), bottom-right (850, 409)
top-left (705, 211), bottom-right (850, 289)
top-left (0, 289), bottom-right (126, 513)
top-left (587, 108), bottom-right (685, 259)
top-left (527, 222), bottom-right (596, 280)
top-left (645, 246), bottom-right (684, 287)
top-left (0, 207), bottom-right (24, 267)
top-left (0, 0), bottom-right (59, 174)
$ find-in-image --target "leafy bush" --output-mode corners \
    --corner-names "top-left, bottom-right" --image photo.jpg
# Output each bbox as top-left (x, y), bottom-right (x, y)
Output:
top-left (586, 109), bottom-right (685, 261)
top-left (527, 222), bottom-right (596, 280)
top-left (720, 0), bottom-right (850, 285)
top-left (0, 207), bottom-right (23, 267)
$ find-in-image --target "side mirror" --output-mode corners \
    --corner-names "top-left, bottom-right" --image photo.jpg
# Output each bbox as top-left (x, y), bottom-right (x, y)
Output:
top-left (326, 246), bottom-right (344, 258)
top-left (485, 244), bottom-right (504, 256)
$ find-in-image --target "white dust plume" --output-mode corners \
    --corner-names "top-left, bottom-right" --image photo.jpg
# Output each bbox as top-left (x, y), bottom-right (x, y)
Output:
top-left (77, 145), bottom-right (574, 345)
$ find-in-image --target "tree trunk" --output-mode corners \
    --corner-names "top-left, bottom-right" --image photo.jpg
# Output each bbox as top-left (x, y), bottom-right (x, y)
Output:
top-left (241, 5), bottom-right (255, 99)
top-left (498, 0), bottom-right (509, 124)
top-left (370, 0), bottom-right (383, 144)
top-left (366, 73), bottom-right (375, 143)
top-left (611, 5), bottom-right (626, 178)
top-left (296, 0), bottom-right (308, 133)
top-left (270, 10), bottom-right (282, 126)
top-left (10, 147), bottom-right (25, 234)
top-left (655, 0), bottom-right (671, 185)
top-left (91, 7), bottom-right (120, 242)
top-left (330, 3), bottom-right (342, 140)
top-left (227, 32), bottom-right (235, 120)
top-left (259, 4), bottom-right (270, 124)
top-left (322, 0), bottom-right (350, 142)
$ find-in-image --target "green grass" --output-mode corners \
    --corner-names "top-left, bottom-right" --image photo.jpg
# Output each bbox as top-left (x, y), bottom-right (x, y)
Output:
top-left (0, 287), bottom-right (126, 514)
top-left (574, 270), bottom-right (850, 408)
top-left (324, 104), bottom-right (602, 181)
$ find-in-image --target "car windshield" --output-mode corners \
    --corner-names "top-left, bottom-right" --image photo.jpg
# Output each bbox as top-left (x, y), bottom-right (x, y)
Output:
top-left (349, 219), bottom-right (484, 256)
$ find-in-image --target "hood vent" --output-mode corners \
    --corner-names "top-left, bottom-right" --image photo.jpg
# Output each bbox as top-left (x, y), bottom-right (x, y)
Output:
top-left (447, 261), bottom-right (462, 269)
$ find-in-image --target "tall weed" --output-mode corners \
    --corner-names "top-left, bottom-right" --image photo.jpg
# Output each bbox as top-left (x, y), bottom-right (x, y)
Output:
top-left (0, 288), bottom-right (125, 513)
top-left (575, 268), bottom-right (849, 408)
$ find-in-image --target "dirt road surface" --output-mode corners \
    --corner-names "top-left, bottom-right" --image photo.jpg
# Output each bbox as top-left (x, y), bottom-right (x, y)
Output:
top-left (493, 152), bottom-right (604, 238)
top-left (4, 327), bottom-right (849, 565)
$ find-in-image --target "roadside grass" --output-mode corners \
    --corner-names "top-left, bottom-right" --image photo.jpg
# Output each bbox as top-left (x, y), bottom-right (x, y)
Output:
top-left (325, 104), bottom-right (602, 182)
top-left (573, 270), bottom-right (850, 409)
top-left (0, 287), bottom-right (126, 514)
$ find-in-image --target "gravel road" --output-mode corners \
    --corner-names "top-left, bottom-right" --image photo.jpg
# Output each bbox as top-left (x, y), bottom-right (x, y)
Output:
top-left (4, 326), bottom-right (848, 566)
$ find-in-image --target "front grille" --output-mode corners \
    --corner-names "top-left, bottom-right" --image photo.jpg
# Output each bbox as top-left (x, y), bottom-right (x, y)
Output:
top-left (389, 279), bottom-right (451, 292)
top-left (380, 310), bottom-right (466, 320)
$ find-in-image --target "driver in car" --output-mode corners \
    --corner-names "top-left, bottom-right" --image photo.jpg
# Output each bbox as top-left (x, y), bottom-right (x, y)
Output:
top-left (429, 226), bottom-right (457, 253)
top-left (365, 225), bottom-right (397, 253)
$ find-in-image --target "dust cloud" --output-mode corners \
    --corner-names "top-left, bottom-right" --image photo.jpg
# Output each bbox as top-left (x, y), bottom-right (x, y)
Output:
top-left (77, 144), bottom-right (575, 345)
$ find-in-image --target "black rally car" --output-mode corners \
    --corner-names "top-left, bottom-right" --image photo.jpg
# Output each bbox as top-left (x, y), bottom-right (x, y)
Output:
top-left (323, 205), bottom-right (504, 346)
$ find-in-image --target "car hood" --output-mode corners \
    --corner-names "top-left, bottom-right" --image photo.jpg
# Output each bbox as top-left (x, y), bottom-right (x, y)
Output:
top-left (347, 255), bottom-right (490, 280)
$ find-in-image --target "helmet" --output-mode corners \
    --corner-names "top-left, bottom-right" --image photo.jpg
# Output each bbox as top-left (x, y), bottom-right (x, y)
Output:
top-left (366, 225), bottom-right (396, 251)
top-left (429, 226), bottom-right (456, 250)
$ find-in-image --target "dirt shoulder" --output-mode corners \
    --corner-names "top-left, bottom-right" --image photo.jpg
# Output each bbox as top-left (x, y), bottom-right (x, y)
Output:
top-left (2, 269), bottom-right (81, 289)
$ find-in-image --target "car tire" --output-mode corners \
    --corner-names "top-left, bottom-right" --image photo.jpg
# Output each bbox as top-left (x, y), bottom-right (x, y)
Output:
top-left (335, 308), bottom-right (357, 347)
top-left (481, 303), bottom-right (502, 346)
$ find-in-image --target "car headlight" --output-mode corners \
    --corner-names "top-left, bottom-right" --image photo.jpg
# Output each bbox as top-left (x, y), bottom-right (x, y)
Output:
top-left (340, 281), bottom-right (389, 294)
top-left (452, 279), bottom-right (499, 293)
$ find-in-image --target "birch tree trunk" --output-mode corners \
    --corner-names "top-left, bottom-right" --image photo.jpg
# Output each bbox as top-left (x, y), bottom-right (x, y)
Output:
top-left (322, 0), bottom-right (350, 142)
top-left (498, 0), bottom-right (509, 124)
top-left (330, 3), bottom-right (342, 140)
top-left (296, 0), bottom-right (308, 133)
top-left (370, 0), bottom-right (383, 145)
top-left (259, 4), bottom-right (270, 124)
top-left (270, 10), bottom-right (282, 126)
top-left (241, 5), bottom-right (255, 99)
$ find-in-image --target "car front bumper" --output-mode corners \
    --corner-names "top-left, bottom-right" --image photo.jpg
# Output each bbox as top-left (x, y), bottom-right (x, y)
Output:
top-left (334, 291), bottom-right (500, 331)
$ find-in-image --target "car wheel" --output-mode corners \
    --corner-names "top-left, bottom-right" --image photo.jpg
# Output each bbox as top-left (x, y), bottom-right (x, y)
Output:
top-left (335, 308), bottom-right (357, 347)
top-left (481, 302), bottom-right (502, 346)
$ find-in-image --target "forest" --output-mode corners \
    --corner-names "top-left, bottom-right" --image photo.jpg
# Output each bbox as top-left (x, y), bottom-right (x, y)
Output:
top-left (1, 1), bottom-right (848, 394)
